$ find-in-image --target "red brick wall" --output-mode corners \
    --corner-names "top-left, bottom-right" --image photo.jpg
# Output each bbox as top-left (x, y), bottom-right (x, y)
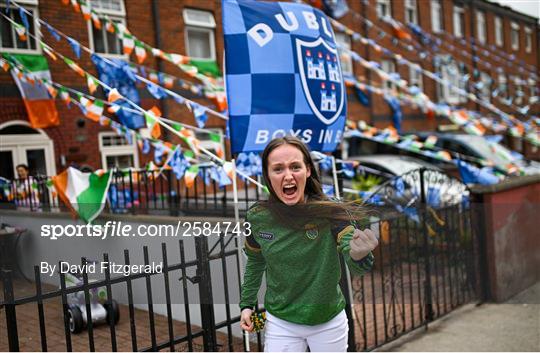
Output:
top-left (1, 0), bottom-right (538, 174)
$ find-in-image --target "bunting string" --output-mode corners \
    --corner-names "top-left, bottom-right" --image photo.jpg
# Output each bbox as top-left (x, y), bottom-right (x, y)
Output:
top-left (332, 20), bottom-right (538, 124)
top-left (309, 0), bottom-right (539, 115)
top-left (335, 39), bottom-right (539, 145)
top-left (51, 0), bottom-right (222, 87)
top-left (1, 12), bottom-right (265, 190)
top-left (8, 4), bottom-right (229, 123)
top-left (329, 0), bottom-right (538, 80)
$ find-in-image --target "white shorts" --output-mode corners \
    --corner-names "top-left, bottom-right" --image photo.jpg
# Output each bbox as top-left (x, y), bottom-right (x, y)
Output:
top-left (264, 310), bottom-right (348, 352)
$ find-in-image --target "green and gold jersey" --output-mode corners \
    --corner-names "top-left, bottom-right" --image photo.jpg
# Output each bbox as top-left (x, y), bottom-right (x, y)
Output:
top-left (240, 203), bottom-right (374, 325)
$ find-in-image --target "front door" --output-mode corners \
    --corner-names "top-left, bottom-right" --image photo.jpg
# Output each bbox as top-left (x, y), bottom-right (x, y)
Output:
top-left (0, 123), bottom-right (56, 178)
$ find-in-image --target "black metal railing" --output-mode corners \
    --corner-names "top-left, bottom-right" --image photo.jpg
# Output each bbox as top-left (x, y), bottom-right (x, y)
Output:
top-left (1, 233), bottom-right (258, 352)
top-left (0, 167), bottom-right (265, 217)
top-left (1, 201), bottom-right (481, 352)
top-left (348, 203), bottom-right (479, 351)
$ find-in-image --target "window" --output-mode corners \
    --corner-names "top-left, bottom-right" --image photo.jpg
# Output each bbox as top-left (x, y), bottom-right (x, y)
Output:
top-left (381, 60), bottom-right (396, 91)
top-left (431, 0), bottom-right (443, 33)
top-left (511, 22), bottom-right (519, 51)
top-left (498, 74), bottom-right (507, 99)
top-left (476, 11), bottom-right (486, 44)
top-left (494, 16), bottom-right (503, 47)
top-left (453, 6), bottom-right (465, 38)
top-left (183, 8), bottom-right (216, 60)
top-left (334, 32), bottom-right (353, 77)
top-left (478, 72), bottom-right (491, 101)
top-left (376, 0), bottom-right (391, 19)
top-left (525, 27), bottom-right (532, 53)
top-left (99, 132), bottom-right (139, 170)
top-left (88, 0), bottom-right (126, 56)
top-left (89, 0), bottom-right (124, 14)
top-left (408, 64), bottom-right (423, 91)
top-left (436, 55), bottom-right (465, 105)
top-left (0, 0), bottom-right (39, 53)
top-left (514, 76), bottom-right (523, 105)
top-left (528, 78), bottom-right (537, 98)
top-left (404, 0), bottom-right (417, 25)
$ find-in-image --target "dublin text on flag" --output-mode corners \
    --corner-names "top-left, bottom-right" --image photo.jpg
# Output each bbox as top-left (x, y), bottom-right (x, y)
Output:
top-left (223, 0), bottom-right (347, 153)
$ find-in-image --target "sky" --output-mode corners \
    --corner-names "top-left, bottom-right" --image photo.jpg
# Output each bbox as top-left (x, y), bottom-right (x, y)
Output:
top-left (487, 0), bottom-right (540, 23)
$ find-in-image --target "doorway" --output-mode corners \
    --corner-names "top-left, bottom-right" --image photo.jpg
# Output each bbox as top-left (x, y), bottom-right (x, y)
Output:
top-left (0, 121), bottom-right (56, 180)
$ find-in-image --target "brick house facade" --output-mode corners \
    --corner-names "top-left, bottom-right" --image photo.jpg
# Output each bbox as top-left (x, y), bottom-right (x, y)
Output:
top-left (0, 0), bottom-right (538, 179)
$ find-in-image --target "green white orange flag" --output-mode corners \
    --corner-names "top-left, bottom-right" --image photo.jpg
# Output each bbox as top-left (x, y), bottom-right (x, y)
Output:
top-left (64, 57), bottom-right (85, 77)
top-left (10, 54), bottom-right (60, 129)
top-left (184, 165), bottom-right (199, 188)
top-left (52, 167), bottom-right (112, 223)
top-left (122, 34), bottom-right (135, 55)
top-left (135, 41), bottom-right (147, 64)
top-left (86, 74), bottom-right (99, 94)
top-left (80, 96), bottom-right (104, 122)
top-left (144, 106), bottom-right (162, 139)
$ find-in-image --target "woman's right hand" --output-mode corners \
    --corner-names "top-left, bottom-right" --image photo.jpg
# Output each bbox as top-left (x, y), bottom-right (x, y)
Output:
top-left (240, 308), bottom-right (254, 332)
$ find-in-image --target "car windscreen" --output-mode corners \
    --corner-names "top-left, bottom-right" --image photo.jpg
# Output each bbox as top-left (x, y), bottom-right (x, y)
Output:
top-left (462, 137), bottom-right (512, 167)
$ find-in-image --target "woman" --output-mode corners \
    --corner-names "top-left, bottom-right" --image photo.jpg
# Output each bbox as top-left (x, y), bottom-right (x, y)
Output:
top-left (14, 164), bottom-right (40, 210)
top-left (240, 136), bottom-right (379, 352)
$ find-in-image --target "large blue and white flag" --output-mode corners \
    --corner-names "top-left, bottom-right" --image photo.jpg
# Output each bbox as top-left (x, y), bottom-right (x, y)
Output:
top-left (223, 0), bottom-right (347, 153)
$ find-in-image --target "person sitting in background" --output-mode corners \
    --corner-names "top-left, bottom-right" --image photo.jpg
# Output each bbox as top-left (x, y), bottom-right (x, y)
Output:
top-left (15, 164), bottom-right (40, 211)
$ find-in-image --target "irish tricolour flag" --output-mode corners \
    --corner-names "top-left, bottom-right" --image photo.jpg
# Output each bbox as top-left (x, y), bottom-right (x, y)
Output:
top-left (10, 54), bottom-right (59, 129)
top-left (52, 167), bottom-right (112, 223)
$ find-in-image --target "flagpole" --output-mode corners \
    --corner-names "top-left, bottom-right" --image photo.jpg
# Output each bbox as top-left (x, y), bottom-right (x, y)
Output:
top-left (231, 159), bottom-right (250, 351)
top-left (331, 156), bottom-right (340, 199)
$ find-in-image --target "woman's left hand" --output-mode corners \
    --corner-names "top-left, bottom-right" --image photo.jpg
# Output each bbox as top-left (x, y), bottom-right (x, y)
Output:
top-left (349, 228), bottom-right (379, 261)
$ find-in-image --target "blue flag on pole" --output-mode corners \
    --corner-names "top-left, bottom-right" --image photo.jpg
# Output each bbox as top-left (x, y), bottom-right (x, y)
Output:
top-left (223, 0), bottom-right (347, 153)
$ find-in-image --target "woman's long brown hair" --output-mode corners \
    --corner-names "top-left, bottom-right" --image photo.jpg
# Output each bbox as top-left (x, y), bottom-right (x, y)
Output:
top-left (258, 136), bottom-right (367, 229)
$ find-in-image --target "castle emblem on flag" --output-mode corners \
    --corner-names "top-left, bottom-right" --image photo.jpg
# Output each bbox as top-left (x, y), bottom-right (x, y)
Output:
top-left (297, 37), bottom-right (345, 125)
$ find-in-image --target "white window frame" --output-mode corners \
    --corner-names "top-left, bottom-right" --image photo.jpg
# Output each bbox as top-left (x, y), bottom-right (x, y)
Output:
top-left (408, 64), bottom-right (423, 91)
top-left (453, 5), bottom-right (465, 38)
top-left (88, 0), bottom-right (125, 17)
top-left (0, 1), bottom-right (41, 54)
top-left (478, 72), bottom-right (491, 101)
top-left (511, 22), bottom-right (519, 51)
top-left (476, 11), bottom-right (486, 44)
top-left (437, 55), bottom-right (465, 105)
top-left (514, 76), bottom-right (524, 105)
top-left (381, 59), bottom-right (396, 91)
top-left (525, 27), bottom-right (532, 53)
top-left (404, 0), bottom-right (417, 25)
top-left (0, 120), bottom-right (56, 178)
top-left (98, 132), bottom-right (139, 170)
top-left (183, 8), bottom-right (216, 61)
top-left (498, 74), bottom-right (507, 99)
top-left (87, 0), bottom-right (127, 58)
top-left (376, 0), bottom-right (392, 19)
top-left (431, 0), bottom-right (443, 33)
top-left (494, 16), bottom-right (503, 47)
top-left (334, 32), bottom-right (353, 77)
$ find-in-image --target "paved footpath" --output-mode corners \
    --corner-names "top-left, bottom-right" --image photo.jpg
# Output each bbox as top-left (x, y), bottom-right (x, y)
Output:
top-left (377, 282), bottom-right (540, 352)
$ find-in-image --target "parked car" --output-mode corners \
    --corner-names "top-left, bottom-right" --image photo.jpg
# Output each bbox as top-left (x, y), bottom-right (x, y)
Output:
top-left (348, 154), bottom-right (442, 178)
top-left (345, 135), bottom-right (459, 177)
top-left (341, 155), bottom-right (467, 209)
top-left (417, 133), bottom-right (540, 175)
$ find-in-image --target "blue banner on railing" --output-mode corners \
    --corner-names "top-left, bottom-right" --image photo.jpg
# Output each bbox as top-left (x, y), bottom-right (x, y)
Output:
top-left (223, 0), bottom-right (347, 153)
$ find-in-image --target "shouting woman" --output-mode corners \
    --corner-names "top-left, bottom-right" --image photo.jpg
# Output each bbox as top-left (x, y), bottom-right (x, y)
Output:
top-left (240, 136), bottom-right (379, 352)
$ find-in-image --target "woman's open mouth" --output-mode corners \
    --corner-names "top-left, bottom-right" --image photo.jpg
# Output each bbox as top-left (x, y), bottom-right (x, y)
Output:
top-left (283, 184), bottom-right (297, 197)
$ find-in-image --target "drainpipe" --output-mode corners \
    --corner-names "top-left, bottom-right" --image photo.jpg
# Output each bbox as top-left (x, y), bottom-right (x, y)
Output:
top-left (362, 0), bottom-right (374, 126)
top-left (469, 0), bottom-right (481, 115)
